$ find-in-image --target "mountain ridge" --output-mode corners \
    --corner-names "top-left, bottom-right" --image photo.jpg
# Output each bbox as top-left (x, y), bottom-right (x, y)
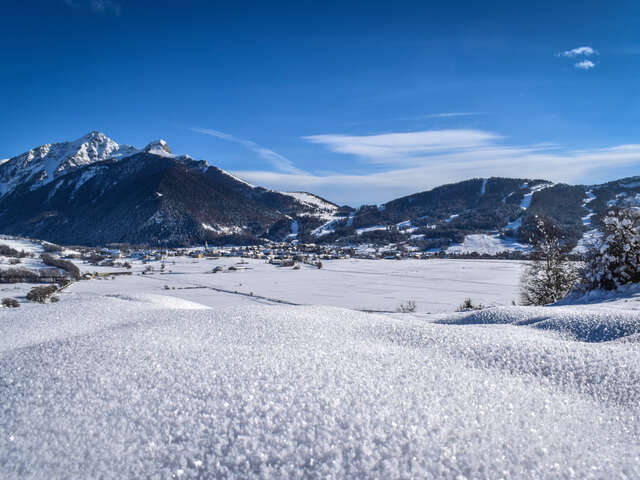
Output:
top-left (1, 131), bottom-right (639, 250)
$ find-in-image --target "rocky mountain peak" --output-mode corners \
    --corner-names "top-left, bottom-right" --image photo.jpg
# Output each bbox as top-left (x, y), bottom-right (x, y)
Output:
top-left (144, 139), bottom-right (172, 155)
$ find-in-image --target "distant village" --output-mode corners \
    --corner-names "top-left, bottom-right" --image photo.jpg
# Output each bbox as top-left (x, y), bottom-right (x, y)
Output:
top-left (65, 240), bottom-right (527, 268)
top-left (69, 242), bottom-right (428, 265)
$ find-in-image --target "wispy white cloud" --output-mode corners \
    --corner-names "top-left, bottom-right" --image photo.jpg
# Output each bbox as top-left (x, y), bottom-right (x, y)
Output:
top-left (341, 112), bottom-right (485, 127)
top-left (575, 60), bottom-right (596, 70)
top-left (419, 112), bottom-right (484, 119)
top-left (191, 127), bottom-right (305, 175)
top-left (557, 46), bottom-right (597, 57)
top-left (230, 129), bottom-right (640, 205)
top-left (304, 130), bottom-right (502, 166)
top-left (391, 112), bottom-right (487, 122)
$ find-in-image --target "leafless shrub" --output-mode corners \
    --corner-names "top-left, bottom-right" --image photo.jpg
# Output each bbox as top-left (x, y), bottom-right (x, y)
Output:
top-left (26, 285), bottom-right (58, 303)
top-left (456, 298), bottom-right (485, 312)
top-left (397, 300), bottom-right (416, 313)
top-left (42, 242), bottom-right (63, 253)
top-left (1, 298), bottom-right (19, 308)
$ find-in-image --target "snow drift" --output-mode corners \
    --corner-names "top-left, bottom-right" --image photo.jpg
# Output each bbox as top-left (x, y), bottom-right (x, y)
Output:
top-left (1, 299), bottom-right (639, 478)
top-left (438, 305), bottom-right (640, 342)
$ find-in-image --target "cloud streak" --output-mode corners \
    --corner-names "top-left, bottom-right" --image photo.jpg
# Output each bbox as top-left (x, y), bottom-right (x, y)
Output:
top-left (413, 112), bottom-right (485, 119)
top-left (230, 129), bottom-right (640, 205)
top-left (304, 130), bottom-right (502, 166)
top-left (191, 127), bottom-right (305, 175)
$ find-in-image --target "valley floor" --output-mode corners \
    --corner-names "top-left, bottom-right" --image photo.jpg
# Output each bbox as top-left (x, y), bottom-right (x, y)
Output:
top-left (70, 257), bottom-right (525, 313)
top-left (1, 255), bottom-right (639, 478)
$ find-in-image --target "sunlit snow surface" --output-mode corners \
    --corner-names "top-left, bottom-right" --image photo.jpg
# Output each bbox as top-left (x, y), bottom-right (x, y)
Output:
top-left (69, 258), bottom-right (526, 313)
top-left (446, 234), bottom-right (530, 255)
top-left (1, 256), bottom-right (640, 478)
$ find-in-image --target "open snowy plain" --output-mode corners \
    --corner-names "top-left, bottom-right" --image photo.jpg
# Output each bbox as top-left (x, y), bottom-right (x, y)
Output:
top-left (71, 257), bottom-right (525, 313)
top-left (1, 252), bottom-right (640, 478)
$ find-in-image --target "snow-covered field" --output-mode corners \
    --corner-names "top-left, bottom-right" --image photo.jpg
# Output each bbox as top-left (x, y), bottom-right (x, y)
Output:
top-left (1, 245), bottom-right (640, 478)
top-left (71, 257), bottom-right (524, 313)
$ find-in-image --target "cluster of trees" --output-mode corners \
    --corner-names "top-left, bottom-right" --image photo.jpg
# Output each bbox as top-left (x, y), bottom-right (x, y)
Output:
top-left (0, 254), bottom-right (80, 287)
top-left (0, 244), bottom-right (33, 258)
top-left (521, 208), bottom-right (640, 305)
top-left (0, 267), bottom-right (66, 284)
top-left (580, 208), bottom-right (640, 290)
top-left (41, 254), bottom-right (81, 279)
top-left (516, 184), bottom-right (586, 249)
top-left (1, 297), bottom-right (19, 308)
top-left (0, 246), bottom-right (83, 306)
top-left (448, 251), bottom-right (528, 260)
top-left (26, 285), bottom-right (59, 303)
top-left (41, 242), bottom-right (64, 253)
top-left (205, 233), bottom-right (266, 246)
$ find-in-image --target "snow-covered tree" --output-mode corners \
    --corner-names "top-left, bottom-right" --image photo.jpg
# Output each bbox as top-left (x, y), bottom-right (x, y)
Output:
top-left (579, 208), bottom-right (640, 290)
top-left (520, 216), bottom-right (577, 305)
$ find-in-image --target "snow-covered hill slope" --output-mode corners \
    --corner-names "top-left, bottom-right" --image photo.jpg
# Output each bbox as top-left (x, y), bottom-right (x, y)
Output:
top-left (311, 176), bottom-right (640, 253)
top-left (445, 233), bottom-right (530, 255)
top-left (0, 293), bottom-right (639, 478)
top-left (308, 177), bottom-right (582, 250)
top-left (280, 191), bottom-right (338, 216)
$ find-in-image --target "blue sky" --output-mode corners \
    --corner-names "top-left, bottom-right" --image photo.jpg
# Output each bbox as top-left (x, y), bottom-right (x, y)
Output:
top-left (1, 1), bottom-right (639, 204)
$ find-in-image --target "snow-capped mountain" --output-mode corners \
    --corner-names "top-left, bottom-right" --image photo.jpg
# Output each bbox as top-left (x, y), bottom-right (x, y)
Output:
top-left (143, 139), bottom-right (174, 157)
top-left (0, 131), bottom-right (136, 197)
top-left (0, 131), bottom-right (189, 199)
top-left (0, 132), bottom-right (341, 245)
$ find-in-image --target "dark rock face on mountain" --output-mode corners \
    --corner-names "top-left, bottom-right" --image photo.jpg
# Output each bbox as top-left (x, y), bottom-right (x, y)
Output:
top-left (0, 134), bottom-right (337, 246)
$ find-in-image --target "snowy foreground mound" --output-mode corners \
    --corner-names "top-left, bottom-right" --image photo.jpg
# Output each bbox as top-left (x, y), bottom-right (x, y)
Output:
top-left (1, 296), bottom-right (640, 478)
top-left (438, 305), bottom-right (640, 342)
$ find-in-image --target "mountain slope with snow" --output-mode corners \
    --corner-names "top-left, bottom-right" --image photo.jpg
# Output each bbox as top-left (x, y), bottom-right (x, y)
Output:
top-left (0, 131), bottom-right (139, 197)
top-left (0, 133), bottom-right (341, 245)
top-left (279, 191), bottom-right (338, 215)
top-left (308, 176), bottom-right (640, 253)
